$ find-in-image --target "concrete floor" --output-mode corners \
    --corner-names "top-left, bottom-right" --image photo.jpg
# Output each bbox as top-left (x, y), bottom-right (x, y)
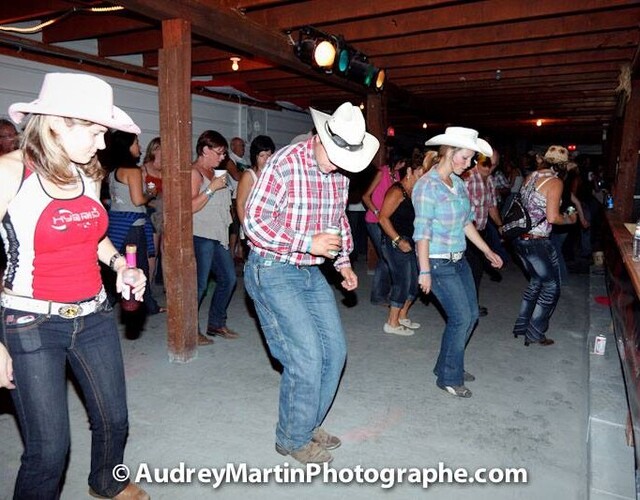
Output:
top-left (0, 258), bottom-right (630, 499)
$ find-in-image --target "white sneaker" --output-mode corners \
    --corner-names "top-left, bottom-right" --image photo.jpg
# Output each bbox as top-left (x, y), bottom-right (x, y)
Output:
top-left (399, 318), bottom-right (420, 329)
top-left (383, 323), bottom-right (415, 336)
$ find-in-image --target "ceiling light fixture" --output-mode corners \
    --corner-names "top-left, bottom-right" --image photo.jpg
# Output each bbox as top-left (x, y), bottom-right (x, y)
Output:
top-left (293, 26), bottom-right (385, 92)
top-left (230, 57), bottom-right (241, 71)
top-left (536, 119), bottom-right (543, 127)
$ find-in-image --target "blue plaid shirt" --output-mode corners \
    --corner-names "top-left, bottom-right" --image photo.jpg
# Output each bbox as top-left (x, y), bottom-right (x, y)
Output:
top-left (412, 167), bottom-right (473, 254)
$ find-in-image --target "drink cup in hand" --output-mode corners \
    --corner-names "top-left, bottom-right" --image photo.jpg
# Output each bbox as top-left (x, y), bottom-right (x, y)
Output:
top-left (325, 225), bottom-right (342, 258)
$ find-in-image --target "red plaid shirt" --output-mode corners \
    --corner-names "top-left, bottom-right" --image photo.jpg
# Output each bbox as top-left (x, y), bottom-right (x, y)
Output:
top-left (243, 137), bottom-right (353, 268)
top-left (464, 168), bottom-right (497, 231)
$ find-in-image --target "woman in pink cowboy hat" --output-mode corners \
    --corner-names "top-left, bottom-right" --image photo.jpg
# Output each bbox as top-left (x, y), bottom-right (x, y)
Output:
top-left (0, 73), bottom-right (149, 499)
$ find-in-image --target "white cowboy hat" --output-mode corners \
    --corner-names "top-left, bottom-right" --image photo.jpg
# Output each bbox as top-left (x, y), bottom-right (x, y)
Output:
top-left (9, 73), bottom-right (140, 134)
top-left (425, 126), bottom-right (492, 157)
top-left (310, 102), bottom-right (379, 173)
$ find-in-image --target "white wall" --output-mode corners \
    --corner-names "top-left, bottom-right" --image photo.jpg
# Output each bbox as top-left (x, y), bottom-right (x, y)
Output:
top-left (0, 54), bottom-right (312, 156)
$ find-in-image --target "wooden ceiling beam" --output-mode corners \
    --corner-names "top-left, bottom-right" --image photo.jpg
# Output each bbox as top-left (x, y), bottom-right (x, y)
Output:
top-left (98, 29), bottom-right (162, 57)
top-left (43, 13), bottom-right (155, 43)
top-left (356, 7), bottom-right (640, 58)
top-left (401, 62), bottom-right (622, 86)
top-left (116, 0), bottom-right (367, 95)
top-left (0, 0), bottom-right (75, 24)
top-left (308, 0), bottom-right (638, 41)
top-left (388, 48), bottom-right (632, 79)
top-left (376, 31), bottom-right (638, 68)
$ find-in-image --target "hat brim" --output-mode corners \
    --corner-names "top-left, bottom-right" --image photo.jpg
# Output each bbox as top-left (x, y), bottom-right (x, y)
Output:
top-left (425, 135), bottom-right (493, 157)
top-left (8, 101), bottom-right (141, 135)
top-left (310, 107), bottom-right (379, 173)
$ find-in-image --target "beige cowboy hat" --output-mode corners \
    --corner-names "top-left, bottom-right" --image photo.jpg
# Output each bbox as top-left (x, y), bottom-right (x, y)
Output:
top-left (425, 126), bottom-right (493, 157)
top-left (310, 102), bottom-right (380, 173)
top-left (543, 145), bottom-right (569, 165)
top-left (9, 72), bottom-right (140, 134)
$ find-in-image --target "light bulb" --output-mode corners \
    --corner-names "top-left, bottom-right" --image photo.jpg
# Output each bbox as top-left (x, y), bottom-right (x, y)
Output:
top-left (230, 57), bottom-right (241, 71)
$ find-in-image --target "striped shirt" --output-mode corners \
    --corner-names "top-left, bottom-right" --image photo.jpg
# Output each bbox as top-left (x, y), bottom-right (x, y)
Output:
top-left (243, 137), bottom-right (353, 268)
top-left (464, 168), bottom-right (497, 231)
top-left (413, 166), bottom-right (473, 254)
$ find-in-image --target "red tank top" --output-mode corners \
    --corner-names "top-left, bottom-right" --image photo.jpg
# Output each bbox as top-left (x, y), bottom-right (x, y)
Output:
top-left (1, 166), bottom-right (108, 301)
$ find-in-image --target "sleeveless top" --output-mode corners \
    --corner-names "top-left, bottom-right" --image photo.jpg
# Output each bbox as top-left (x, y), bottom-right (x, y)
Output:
top-left (192, 173), bottom-right (232, 246)
top-left (1, 165), bottom-right (108, 301)
top-left (521, 170), bottom-right (557, 237)
top-left (388, 183), bottom-right (415, 240)
top-left (108, 169), bottom-right (146, 223)
top-left (365, 165), bottom-right (397, 223)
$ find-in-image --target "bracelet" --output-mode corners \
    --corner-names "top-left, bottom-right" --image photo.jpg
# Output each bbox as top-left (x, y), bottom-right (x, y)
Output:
top-left (420, 270), bottom-right (431, 275)
top-left (109, 252), bottom-right (123, 271)
top-left (391, 235), bottom-right (402, 248)
top-left (204, 187), bottom-right (214, 198)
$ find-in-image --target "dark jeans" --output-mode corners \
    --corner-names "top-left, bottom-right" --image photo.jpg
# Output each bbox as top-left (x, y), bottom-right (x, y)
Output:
top-left (366, 222), bottom-right (391, 305)
top-left (512, 238), bottom-right (561, 342)
top-left (112, 224), bottom-right (160, 314)
top-left (380, 236), bottom-right (418, 308)
top-left (346, 210), bottom-right (367, 258)
top-left (194, 236), bottom-right (237, 330)
top-left (2, 303), bottom-right (130, 498)
top-left (430, 257), bottom-right (479, 387)
top-left (465, 232), bottom-right (485, 300)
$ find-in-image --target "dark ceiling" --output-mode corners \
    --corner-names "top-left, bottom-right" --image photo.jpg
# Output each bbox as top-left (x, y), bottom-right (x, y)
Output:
top-left (0, 0), bottom-right (638, 145)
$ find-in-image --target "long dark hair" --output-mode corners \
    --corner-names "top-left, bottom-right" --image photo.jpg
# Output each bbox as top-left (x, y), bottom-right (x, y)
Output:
top-left (99, 130), bottom-right (139, 169)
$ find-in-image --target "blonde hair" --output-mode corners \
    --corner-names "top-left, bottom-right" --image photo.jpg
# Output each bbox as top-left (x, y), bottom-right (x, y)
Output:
top-left (21, 115), bottom-right (103, 184)
top-left (422, 150), bottom-right (439, 172)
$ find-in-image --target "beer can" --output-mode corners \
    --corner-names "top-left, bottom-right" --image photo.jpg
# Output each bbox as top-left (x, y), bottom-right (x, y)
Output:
top-left (594, 335), bottom-right (606, 355)
top-left (326, 225), bottom-right (341, 257)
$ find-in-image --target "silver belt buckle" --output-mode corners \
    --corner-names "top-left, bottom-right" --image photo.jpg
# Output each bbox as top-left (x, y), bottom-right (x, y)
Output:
top-left (58, 304), bottom-right (83, 318)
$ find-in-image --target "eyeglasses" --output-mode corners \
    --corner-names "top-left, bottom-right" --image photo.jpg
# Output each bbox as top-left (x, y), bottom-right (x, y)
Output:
top-left (0, 134), bottom-right (17, 140)
top-left (211, 148), bottom-right (227, 157)
top-left (324, 122), bottom-right (363, 152)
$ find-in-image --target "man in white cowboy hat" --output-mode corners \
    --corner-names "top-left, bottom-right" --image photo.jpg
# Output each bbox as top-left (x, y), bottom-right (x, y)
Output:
top-left (243, 102), bottom-right (379, 464)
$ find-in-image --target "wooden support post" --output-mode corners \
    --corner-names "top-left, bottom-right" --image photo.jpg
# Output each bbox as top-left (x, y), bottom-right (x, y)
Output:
top-left (366, 93), bottom-right (387, 273)
top-left (159, 19), bottom-right (197, 362)
top-left (614, 78), bottom-right (640, 221)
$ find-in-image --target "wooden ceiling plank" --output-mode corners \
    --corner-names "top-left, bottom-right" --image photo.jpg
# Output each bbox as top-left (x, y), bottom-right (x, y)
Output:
top-left (99, 29), bottom-right (162, 57)
top-left (375, 30), bottom-right (638, 68)
top-left (388, 48), bottom-right (632, 79)
top-left (357, 7), bottom-right (640, 58)
top-left (309, 0), bottom-right (639, 42)
top-left (245, 0), bottom-right (453, 28)
top-left (116, 0), bottom-right (367, 95)
top-left (0, 0), bottom-right (72, 24)
top-left (399, 62), bottom-right (623, 86)
top-left (43, 14), bottom-right (155, 43)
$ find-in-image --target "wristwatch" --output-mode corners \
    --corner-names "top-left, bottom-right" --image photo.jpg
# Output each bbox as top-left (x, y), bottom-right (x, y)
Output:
top-left (204, 187), bottom-right (214, 198)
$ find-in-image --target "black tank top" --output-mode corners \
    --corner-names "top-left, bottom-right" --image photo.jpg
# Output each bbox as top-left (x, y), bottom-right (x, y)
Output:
top-left (389, 183), bottom-right (415, 239)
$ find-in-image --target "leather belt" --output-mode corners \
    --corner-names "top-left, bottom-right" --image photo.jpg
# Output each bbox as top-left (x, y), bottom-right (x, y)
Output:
top-left (0, 288), bottom-right (107, 319)
top-left (520, 233), bottom-right (548, 240)
top-left (430, 251), bottom-right (465, 262)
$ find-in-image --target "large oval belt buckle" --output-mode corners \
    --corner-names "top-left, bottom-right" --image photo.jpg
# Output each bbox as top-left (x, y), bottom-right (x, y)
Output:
top-left (59, 304), bottom-right (82, 318)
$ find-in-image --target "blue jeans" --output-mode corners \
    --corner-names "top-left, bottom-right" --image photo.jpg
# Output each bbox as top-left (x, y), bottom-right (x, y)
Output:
top-left (366, 222), bottom-right (391, 305)
top-left (512, 238), bottom-right (561, 342)
top-left (1, 303), bottom-right (130, 498)
top-left (550, 231), bottom-right (569, 284)
top-left (430, 257), bottom-right (479, 387)
top-left (380, 237), bottom-right (418, 308)
top-left (194, 236), bottom-right (237, 330)
top-left (244, 251), bottom-right (347, 451)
